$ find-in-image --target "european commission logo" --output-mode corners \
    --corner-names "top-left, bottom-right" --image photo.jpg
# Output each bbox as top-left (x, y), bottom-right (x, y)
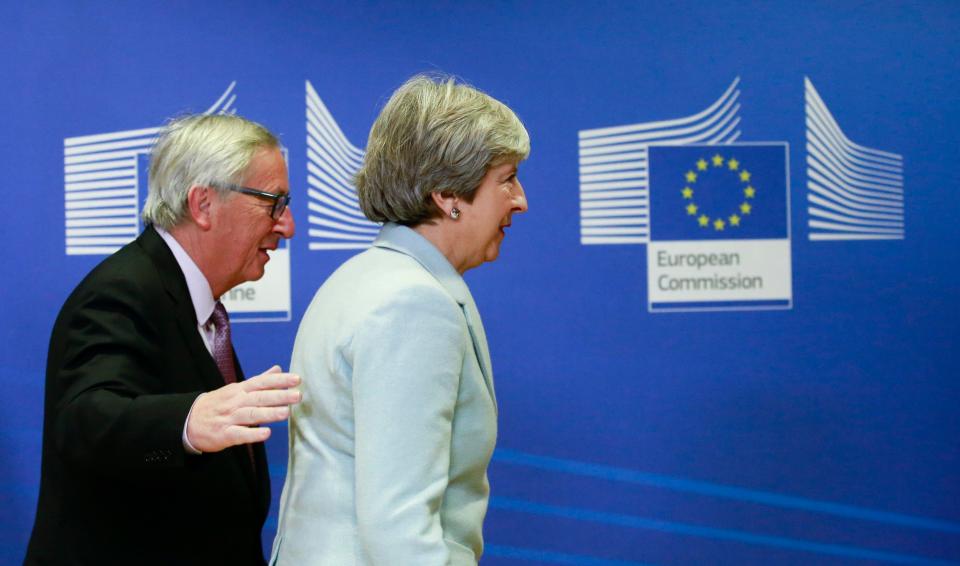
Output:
top-left (579, 76), bottom-right (905, 311)
top-left (61, 83), bottom-right (292, 322)
top-left (578, 78), bottom-right (792, 312)
top-left (647, 143), bottom-right (792, 312)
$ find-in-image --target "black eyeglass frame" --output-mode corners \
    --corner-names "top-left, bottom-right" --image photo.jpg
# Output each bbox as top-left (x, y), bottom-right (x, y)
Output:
top-left (218, 183), bottom-right (291, 219)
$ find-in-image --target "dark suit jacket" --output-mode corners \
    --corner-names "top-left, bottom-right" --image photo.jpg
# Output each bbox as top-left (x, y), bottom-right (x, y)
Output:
top-left (25, 226), bottom-right (270, 566)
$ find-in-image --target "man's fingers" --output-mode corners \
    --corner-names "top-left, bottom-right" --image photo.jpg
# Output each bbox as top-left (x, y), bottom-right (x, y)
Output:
top-left (188, 369), bottom-right (299, 452)
top-left (246, 389), bottom-right (301, 408)
top-left (235, 406), bottom-right (291, 426)
top-left (227, 425), bottom-right (272, 446)
top-left (241, 370), bottom-right (301, 392)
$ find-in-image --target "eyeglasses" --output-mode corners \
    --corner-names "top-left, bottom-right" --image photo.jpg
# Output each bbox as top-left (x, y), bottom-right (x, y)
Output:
top-left (218, 183), bottom-right (291, 220)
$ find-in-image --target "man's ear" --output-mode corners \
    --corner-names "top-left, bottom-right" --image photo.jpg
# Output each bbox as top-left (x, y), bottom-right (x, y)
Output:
top-left (429, 191), bottom-right (457, 217)
top-left (186, 185), bottom-right (214, 230)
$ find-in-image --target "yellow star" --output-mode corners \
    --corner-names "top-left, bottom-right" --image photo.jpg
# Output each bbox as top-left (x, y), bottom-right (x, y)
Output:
top-left (744, 186), bottom-right (756, 198)
top-left (729, 214), bottom-right (741, 227)
top-left (740, 170), bottom-right (751, 182)
top-left (740, 202), bottom-right (752, 215)
top-left (686, 203), bottom-right (698, 215)
top-left (685, 171), bottom-right (697, 183)
top-left (698, 214), bottom-right (709, 227)
top-left (682, 187), bottom-right (693, 199)
top-left (714, 218), bottom-right (725, 231)
top-left (727, 158), bottom-right (739, 170)
top-left (712, 154), bottom-right (724, 167)
top-left (696, 159), bottom-right (708, 171)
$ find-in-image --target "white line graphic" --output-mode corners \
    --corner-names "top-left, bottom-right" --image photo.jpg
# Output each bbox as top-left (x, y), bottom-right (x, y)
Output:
top-left (63, 83), bottom-right (239, 255)
top-left (305, 81), bottom-right (380, 250)
top-left (804, 78), bottom-right (905, 241)
top-left (577, 78), bottom-right (743, 245)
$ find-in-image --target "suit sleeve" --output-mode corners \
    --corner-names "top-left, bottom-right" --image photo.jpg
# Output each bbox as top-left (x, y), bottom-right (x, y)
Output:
top-left (350, 284), bottom-right (466, 565)
top-left (52, 275), bottom-right (199, 475)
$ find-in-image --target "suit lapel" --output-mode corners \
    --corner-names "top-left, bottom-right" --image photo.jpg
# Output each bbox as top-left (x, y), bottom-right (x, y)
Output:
top-left (373, 223), bottom-right (498, 413)
top-left (138, 226), bottom-right (227, 393)
top-left (460, 299), bottom-right (498, 414)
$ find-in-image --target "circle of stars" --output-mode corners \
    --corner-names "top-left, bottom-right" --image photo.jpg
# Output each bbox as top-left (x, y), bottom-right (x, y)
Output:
top-left (681, 153), bottom-right (757, 231)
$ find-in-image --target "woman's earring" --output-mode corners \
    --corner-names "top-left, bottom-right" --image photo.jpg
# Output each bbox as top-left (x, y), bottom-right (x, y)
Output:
top-left (450, 207), bottom-right (461, 220)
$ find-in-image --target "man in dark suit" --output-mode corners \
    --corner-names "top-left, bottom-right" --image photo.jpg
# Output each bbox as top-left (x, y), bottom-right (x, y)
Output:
top-left (25, 114), bottom-right (301, 565)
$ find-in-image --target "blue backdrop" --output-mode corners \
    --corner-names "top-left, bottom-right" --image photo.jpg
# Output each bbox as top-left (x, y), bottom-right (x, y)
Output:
top-left (2, 2), bottom-right (958, 564)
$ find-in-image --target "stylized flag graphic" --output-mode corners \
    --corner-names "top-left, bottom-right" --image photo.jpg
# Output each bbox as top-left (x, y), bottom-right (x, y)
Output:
top-left (63, 83), bottom-right (238, 255)
top-left (804, 78), bottom-right (904, 240)
top-left (649, 144), bottom-right (788, 241)
top-left (646, 143), bottom-right (792, 312)
top-left (305, 81), bottom-right (379, 250)
top-left (577, 78), bottom-right (743, 246)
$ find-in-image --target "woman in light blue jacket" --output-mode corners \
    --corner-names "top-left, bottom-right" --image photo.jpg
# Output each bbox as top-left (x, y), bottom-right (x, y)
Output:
top-left (272, 74), bottom-right (530, 565)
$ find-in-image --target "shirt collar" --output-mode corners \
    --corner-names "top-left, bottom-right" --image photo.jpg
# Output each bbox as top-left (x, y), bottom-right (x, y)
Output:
top-left (155, 226), bottom-right (217, 326)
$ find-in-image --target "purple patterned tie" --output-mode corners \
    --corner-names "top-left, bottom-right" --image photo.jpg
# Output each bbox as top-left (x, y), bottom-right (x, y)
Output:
top-left (208, 301), bottom-right (256, 470)
top-left (209, 301), bottom-right (238, 384)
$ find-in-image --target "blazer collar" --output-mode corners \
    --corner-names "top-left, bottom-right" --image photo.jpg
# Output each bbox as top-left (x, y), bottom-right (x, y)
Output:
top-left (155, 226), bottom-right (216, 328)
top-left (136, 225), bottom-right (193, 311)
top-left (135, 225), bottom-right (231, 390)
top-left (372, 223), bottom-right (470, 306)
top-left (373, 223), bottom-right (498, 413)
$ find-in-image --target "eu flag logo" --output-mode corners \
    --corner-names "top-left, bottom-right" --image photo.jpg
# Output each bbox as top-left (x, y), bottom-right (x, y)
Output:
top-left (645, 143), bottom-right (792, 312)
top-left (648, 144), bottom-right (788, 241)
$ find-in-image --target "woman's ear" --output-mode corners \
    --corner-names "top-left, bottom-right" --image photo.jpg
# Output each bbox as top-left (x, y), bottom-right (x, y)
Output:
top-left (186, 185), bottom-right (214, 230)
top-left (430, 191), bottom-right (458, 218)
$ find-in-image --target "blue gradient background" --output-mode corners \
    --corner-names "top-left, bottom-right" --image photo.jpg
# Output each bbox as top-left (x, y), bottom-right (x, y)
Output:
top-left (1, 2), bottom-right (958, 564)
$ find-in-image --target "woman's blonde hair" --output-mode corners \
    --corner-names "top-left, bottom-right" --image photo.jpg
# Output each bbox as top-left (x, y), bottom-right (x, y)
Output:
top-left (355, 74), bottom-right (530, 225)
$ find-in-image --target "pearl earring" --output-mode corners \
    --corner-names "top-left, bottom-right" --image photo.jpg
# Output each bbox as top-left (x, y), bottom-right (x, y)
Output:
top-left (450, 207), bottom-right (461, 220)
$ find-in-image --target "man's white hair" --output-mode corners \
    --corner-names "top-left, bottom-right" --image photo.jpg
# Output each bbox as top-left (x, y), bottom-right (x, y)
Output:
top-left (142, 114), bottom-right (278, 229)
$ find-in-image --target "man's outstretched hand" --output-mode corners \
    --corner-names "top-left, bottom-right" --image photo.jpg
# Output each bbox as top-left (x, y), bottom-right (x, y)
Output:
top-left (186, 365), bottom-right (301, 453)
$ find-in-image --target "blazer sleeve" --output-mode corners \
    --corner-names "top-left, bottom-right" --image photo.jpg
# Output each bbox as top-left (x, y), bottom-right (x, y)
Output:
top-left (51, 273), bottom-right (199, 475)
top-left (350, 283), bottom-right (467, 565)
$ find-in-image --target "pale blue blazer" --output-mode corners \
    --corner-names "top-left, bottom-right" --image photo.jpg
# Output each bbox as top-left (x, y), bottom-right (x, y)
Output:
top-left (271, 223), bottom-right (498, 566)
